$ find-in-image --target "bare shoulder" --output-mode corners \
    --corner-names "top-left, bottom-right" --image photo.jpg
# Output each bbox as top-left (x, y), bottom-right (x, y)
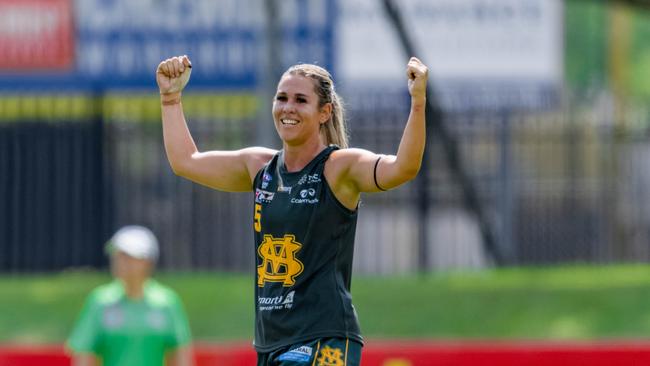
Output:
top-left (325, 148), bottom-right (383, 208)
top-left (326, 147), bottom-right (378, 184)
top-left (241, 146), bottom-right (277, 163)
top-left (329, 148), bottom-right (377, 168)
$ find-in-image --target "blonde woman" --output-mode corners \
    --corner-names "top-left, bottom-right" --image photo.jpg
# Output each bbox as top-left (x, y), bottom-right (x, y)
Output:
top-left (157, 55), bottom-right (428, 365)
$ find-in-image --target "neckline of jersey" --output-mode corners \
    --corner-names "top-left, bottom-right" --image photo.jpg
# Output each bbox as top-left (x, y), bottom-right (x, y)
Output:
top-left (278, 145), bottom-right (335, 176)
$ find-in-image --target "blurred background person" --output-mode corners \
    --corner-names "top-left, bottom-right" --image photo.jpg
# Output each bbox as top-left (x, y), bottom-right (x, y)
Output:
top-left (66, 225), bottom-right (193, 366)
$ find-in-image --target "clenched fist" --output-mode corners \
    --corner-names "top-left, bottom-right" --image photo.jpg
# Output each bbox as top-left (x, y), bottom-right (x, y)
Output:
top-left (156, 55), bottom-right (192, 95)
top-left (406, 57), bottom-right (428, 102)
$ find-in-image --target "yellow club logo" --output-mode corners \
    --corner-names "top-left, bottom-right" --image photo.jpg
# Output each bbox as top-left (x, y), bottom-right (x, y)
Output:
top-left (257, 234), bottom-right (304, 287)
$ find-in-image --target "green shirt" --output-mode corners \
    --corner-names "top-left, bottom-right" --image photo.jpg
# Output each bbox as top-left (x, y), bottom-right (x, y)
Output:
top-left (67, 279), bottom-right (191, 366)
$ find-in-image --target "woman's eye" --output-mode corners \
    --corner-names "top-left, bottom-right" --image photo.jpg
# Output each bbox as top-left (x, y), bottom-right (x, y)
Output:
top-left (297, 98), bottom-right (307, 103)
top-left (275, 95), bottom-right (287, 101)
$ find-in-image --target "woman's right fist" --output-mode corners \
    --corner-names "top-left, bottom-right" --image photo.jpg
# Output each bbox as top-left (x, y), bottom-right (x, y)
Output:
top-left (156, 55), bottom-right (192, 95)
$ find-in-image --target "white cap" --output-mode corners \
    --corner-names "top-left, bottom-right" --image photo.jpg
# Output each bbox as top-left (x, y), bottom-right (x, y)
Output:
top-left (106, 225), bottom-right (159, 261)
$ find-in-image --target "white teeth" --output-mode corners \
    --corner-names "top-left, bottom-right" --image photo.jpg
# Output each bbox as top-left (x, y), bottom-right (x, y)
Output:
top-left (281, 119), bottom-right (299, 125)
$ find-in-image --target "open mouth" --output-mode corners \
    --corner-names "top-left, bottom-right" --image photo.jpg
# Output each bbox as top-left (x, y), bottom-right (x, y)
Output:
top-left (281, 118), bottom-right (299, 125)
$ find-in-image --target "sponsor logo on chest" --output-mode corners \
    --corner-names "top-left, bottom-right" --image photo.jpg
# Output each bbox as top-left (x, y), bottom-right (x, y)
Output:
top-left (255, 188), bottom-right (275, 204)
top-left (146, 310), bottom-right (167, 330)
top-left (297, 173), bottom-right (321, 186)
top-left (291, 187), bottom-right (319, 204)
top-left (102, 304), bottom-right (124, 328)
top-left (102, 304), bottom-right (167, 330)
top-left (261, 173), bottom-right (272, 189)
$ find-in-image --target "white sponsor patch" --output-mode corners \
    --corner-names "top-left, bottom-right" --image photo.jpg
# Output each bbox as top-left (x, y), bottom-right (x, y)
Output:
top-left (297, 173), bottom-right (321, 186)
top-left (291, 188), bottom-right (318, 204)
top-left (102, 305), bottom-right (124, 328)
top-left (255, 188), bottom-right (275, 203)
top-left (258, 290), bottom-right (295, 311)
top-left (146, 310), bottom-right (167, 329)
top-left (278, 345), bottom-right (313, 362)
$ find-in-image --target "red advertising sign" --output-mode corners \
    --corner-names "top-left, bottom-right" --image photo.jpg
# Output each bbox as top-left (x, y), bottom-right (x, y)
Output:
top-left (4, 341), bottom-right (650, 366)
top-left (0, 0), bottom-right (74, 70)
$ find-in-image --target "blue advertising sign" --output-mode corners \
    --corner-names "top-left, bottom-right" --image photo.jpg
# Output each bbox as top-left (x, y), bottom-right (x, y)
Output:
top-left (1, 0), bottom-right (335, 91)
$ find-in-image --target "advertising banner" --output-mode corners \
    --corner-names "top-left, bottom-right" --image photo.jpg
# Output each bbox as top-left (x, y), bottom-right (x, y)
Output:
top-left (0, 0), bottom-right (74, 70)
top-left (4, 341), bottom-right (650, 366)
top-left (1, 0), bottom-right (334, 90)
top-left (338, 0), bottom-right (563, 111)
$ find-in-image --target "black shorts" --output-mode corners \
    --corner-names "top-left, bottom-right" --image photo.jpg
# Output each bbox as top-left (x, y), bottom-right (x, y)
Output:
top-left (257, 337), bottom-right (362, 366)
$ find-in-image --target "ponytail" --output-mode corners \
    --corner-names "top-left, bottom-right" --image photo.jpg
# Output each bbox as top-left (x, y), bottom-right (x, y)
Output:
top-left (322, 91), bottom-right (348, 148)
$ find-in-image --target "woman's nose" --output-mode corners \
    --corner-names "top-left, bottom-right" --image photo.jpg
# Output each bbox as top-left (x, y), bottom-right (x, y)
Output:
top-left (283, 100), bottom-right (297, 113)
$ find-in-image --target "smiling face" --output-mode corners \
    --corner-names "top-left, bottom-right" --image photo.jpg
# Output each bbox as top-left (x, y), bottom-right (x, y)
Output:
top-left (272, 73), bottom-right (331, 147)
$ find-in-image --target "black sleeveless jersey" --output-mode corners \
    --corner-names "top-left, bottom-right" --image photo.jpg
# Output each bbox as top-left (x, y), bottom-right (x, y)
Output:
top-left (251, 145), bottom-right (363, 352)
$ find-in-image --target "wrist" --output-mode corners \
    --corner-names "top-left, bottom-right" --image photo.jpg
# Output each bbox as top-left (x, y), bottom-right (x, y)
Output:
top-left (411, 97), bottom-right (426, 111)
top-left (160, 92), bottom-right (182, 106)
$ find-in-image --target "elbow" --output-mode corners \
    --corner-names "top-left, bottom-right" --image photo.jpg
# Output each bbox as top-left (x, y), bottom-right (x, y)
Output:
top-left (400, 164), bottom-right (421, 182)
top-left (169, 164), bottom-right (185, 177)
top-left (393, 153), bottom-right (423, 183)
top-left (167, 151), bottom-right (200, 178)
top-left (168, 158), bottom-right (192, 178)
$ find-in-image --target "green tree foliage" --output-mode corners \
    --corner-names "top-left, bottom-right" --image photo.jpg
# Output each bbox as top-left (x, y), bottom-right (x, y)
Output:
top-left (565, 1), bottom-right (608, 93)
top-left (629, 10), bottom-right (650, 98)
top-left (565, 0), bottom-right (650, 98)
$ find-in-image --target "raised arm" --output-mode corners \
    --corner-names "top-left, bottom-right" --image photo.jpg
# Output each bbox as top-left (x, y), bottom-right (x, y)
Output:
top-left (375, 57), bottom-right (428, 188)
top-left (331, 57), bottom-right (428, 197)
top-left (157, 56), bottom-right (275, 192)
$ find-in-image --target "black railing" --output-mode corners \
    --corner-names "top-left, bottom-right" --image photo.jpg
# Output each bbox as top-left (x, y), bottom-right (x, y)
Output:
top-left (1, 92), bottom-right (649, 272)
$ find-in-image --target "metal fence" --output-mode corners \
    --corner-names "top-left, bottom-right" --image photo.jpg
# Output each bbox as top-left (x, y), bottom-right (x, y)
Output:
top-left (103, 93), bottom-right (257, 271)
top-left (1, 91), bottom-right (649, 273)
top-left (0, 95), bottom-right (106, 270)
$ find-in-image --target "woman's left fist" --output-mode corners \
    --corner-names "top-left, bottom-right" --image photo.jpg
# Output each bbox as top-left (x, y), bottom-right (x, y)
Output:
top-left (406, 57), bottom-right (428, 102)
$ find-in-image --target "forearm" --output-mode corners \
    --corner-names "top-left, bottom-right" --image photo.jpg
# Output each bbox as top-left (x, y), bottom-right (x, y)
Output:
top-left (161, 93), bottom-right (199, 175)
top-left (394, 97), bottom-right (426, 178)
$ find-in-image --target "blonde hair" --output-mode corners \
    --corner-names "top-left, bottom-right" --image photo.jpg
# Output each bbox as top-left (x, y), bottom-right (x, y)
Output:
top-left (284, 64), bottom-right (348, 148)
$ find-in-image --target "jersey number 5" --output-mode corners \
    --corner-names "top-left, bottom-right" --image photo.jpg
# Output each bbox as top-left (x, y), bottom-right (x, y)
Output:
top-left (254, 203), bottom-right (262, 232)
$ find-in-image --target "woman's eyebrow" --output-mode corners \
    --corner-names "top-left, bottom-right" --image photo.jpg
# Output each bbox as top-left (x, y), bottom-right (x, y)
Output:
top-left (276, 90), bottom-right (309, 98)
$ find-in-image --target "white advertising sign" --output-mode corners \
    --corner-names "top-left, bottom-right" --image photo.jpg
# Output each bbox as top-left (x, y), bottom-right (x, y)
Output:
top-left (337, 0), bottom-right (563, 111)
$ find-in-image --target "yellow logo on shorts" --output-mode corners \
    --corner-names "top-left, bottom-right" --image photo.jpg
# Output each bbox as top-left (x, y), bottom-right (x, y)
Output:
top-left (257, 234), bottom-right (304, 287)
top-left (316, 346), bottom-right (344, 366)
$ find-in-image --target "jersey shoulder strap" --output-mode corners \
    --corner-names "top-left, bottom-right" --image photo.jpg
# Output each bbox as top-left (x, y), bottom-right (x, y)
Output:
top-left (253, 151), bottom-right (282, 187)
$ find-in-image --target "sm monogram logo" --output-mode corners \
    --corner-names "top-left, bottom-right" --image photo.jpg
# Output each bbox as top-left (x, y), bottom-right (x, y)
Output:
top-left (257, 234), bottom-right (304, 287)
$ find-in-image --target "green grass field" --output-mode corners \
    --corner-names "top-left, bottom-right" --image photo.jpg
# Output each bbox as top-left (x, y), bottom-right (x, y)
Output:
top-left (3, 265), bottom-right (650, 343)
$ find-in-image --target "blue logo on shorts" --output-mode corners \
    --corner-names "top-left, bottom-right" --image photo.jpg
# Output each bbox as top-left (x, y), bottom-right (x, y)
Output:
top-left (277, 345), bottom-right (312, 362)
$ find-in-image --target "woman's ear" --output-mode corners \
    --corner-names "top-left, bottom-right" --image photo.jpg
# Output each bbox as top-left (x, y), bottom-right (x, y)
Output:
top-left (320, 103), bottom-right (332, 124)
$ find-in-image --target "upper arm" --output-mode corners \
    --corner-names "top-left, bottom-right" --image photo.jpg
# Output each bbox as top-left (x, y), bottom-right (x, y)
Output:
top-left (173, 147), bottom-right (276, 192)
top-left (330, 148), bottom-right (414, 194)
